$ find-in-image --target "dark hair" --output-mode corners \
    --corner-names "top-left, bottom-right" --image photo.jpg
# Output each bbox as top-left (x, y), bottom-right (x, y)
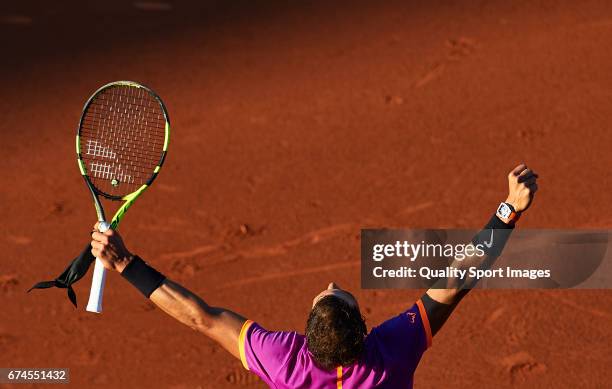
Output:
top-left (305, 295), bottom-right (367, 370)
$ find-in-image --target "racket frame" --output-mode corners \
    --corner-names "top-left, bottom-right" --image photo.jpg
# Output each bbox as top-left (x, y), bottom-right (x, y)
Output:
top-left (75, 81), bottom-right (170, 313)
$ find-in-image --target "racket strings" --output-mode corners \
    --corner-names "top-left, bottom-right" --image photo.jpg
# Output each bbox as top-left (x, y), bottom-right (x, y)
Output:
top-left (80, 85), bottom-right (166, 197)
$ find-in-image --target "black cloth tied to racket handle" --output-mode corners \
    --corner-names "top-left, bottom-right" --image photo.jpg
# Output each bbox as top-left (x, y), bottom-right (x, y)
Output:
top-left (28, 242), bottom-right (95, 307)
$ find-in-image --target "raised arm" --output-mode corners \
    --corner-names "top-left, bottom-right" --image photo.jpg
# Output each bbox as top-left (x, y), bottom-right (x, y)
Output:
top-left (90, 228), bottom-right (247, 360)
top-left (423, 163), bottom-right (538, 336)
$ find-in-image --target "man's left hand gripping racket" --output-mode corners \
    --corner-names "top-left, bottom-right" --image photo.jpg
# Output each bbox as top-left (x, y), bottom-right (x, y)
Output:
top-left (77, 81), bottom-right (170, 313)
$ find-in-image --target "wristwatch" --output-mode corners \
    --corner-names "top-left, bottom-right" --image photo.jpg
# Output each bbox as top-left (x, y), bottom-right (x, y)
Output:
top-left (496, 202), bottom-right (520, 224)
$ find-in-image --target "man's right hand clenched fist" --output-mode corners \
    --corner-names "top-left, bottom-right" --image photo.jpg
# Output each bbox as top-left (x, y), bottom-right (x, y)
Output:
top-left (91, 222), bottom-right (134, 273)
top-left (505, 163), bottom-right (538, 213)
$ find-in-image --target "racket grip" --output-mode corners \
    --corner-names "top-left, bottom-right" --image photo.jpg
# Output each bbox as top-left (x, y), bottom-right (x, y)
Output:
top-left (86, 259), bottom-right (107, 313)
top-left (86, 221), bottom-right (110, 313)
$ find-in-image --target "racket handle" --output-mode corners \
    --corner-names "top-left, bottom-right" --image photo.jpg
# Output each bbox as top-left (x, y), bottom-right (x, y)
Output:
top-left (86, 259), bottom-right (107, 313)
top-left (86, 221), bottom-right (111, 313)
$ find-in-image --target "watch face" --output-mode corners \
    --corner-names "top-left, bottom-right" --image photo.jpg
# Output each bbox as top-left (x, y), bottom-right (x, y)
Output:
top-left (497, 203), bottom-right (512, 219)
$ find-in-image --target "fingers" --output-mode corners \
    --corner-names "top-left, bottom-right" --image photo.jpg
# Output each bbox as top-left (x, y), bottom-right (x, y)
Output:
top-left (521, 175), bottom-right (537, 186)
top-left (513, 164), bottom-right (539, 184)
top-left (519, 168), bottom-right (538, 177)
top-left (90, 227), bottom-right (116, 258)
top-left (510, 163), bottom-right (527, 177)
top-left (91, 226), bottom-right (115, 241)
top-left (89, 222), bottom-right (130, 271)
top-left (90, 237), bottom-right (114, 260)
top-left (518, 168), bottom-right (532, 178)
top-left (518, 167), bottom-right (538, 189)
top-left (91, 231), bottom-right (109, 244)
top-left (90, 240), bottom-right (103, 258)
top-left (91, 240), bottom-right (103, 250)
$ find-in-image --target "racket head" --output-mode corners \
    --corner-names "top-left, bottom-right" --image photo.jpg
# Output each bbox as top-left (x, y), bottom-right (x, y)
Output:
top-left (76, 81), bottom-right (170, 200)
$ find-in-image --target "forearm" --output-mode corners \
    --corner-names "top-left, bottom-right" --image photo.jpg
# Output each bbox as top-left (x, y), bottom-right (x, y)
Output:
top-left (150, 279), bottom-right (216, 333)
top-left (118, 257), bottom-right (211, 330)
top-left (119, 257), bottom-right (246, 358)
top-left (452, 213), bottom-right (514, 288)
top-left (427, 212), bottom-right (515, 304)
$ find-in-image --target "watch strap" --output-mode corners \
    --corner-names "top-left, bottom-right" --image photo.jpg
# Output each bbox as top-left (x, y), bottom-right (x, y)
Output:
top-left (497, 202), bottom-right (520, 224)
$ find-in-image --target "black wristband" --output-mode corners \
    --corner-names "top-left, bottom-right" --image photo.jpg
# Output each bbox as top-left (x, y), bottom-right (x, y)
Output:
top-left (471, 213), bottom-right (515, 257)
top-left (485, 212), bottom-right (516, 230)
top-left (121, 256), bottom-right (166, 298)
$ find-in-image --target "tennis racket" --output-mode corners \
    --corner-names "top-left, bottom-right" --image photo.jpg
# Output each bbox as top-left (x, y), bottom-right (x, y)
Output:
top-left (76, 81), bottom-right (170, 313)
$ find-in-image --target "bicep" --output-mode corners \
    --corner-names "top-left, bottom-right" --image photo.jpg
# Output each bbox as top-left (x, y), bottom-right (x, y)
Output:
top-left (421, 290), bottom-right (468, 336)
top-left (205, 307), bottom-right (248, 360)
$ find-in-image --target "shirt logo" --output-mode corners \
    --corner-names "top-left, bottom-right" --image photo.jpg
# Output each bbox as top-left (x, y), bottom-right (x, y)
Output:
top-left (406, 312), bottom-right (416, 323)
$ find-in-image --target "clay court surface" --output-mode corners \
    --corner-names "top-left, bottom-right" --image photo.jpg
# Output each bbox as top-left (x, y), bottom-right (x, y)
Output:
top-left (1, 1), bottom-right (611, 387)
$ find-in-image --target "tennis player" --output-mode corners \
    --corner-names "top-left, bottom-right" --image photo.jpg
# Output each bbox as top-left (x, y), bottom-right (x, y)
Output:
top-left (91, 163), bottom-right (537, 388)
